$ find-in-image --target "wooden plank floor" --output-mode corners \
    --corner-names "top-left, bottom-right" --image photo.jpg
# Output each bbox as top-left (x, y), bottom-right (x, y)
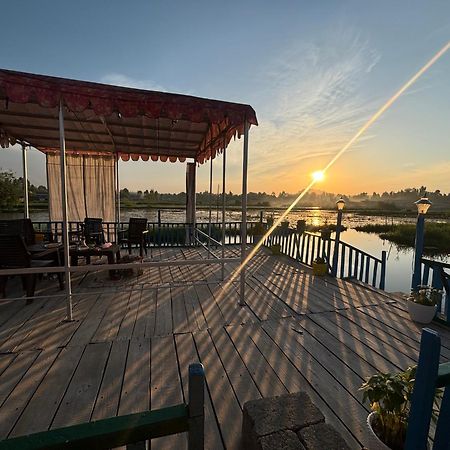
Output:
top-left (0, 246), bottom-right (449, 449)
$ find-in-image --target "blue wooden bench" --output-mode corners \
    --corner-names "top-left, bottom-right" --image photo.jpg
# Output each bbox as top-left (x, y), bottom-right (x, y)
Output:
top-left (0, 363), bottom-right (204, 450)
top-left (405, 329), bottom-right (450, 450)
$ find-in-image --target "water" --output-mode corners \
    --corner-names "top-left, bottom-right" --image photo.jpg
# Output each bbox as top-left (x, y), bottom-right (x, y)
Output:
top-left (2, 207), bottom-right (449, 293)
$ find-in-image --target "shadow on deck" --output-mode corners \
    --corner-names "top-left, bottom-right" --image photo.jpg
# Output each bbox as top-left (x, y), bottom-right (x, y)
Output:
top-left (0, 246), bottom-right (449, 449)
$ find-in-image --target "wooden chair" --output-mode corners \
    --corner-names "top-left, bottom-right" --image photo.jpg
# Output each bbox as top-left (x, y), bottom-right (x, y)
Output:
top-left (82, 218), bottom-right (105, 245)
top-left (405, 328), bottom-right (450, 449)
top-left (0, 235), bottom-right (63, 303)
top-left (0, 218), bottom-right (52, 245)
top-left (119, 218), bottom-right (148, 257)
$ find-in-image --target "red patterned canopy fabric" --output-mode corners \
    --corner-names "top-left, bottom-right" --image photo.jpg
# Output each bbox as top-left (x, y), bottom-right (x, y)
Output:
top-left (0, 69), bottom-right (257, 163)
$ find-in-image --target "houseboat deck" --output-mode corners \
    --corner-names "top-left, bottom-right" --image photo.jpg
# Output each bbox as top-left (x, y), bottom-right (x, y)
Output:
top-left (0, 246), bottom-right (449, 449)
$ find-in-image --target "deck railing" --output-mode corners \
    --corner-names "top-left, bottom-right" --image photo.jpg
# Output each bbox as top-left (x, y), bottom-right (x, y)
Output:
top-left (32, 220), bottom-right (261, 247)
top-left (265, 228), bottom-right (386, 290)
top-left (30, 220), bottom-right (386, 289)
top-left (420, 258), bottom-right (450, 325)
top-left (0, 363), bottom-right (205, 450)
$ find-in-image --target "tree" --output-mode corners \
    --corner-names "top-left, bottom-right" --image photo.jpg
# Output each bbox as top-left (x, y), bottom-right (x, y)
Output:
top-left (0, 170), bottom-right (22, 207)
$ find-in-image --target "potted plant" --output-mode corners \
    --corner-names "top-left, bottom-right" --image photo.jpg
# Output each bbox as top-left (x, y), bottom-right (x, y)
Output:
top-left (406, 286), bottom-right (441, 324)
top-left (250, 222), bottom-right (267, 244)
top-left (360, 366), bottom-right (441, 450)
top-left (312, 256), bottom-right (328, 276)
top-left (296, 219), bottom-right (306, 235)
top-left (270, 243), bottom-right (281, 255)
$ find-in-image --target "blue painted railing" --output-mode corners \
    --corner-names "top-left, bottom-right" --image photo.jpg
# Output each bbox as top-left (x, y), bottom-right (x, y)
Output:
top-left (265, 228), bottom-right (386, 290)
top-left (420, 258), bottom-right (450, 326)
top-left (405, 328), bottom-right (450, 449)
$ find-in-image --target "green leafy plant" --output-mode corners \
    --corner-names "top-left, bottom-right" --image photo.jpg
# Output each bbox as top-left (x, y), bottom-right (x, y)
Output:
top-left (360, 366), bottom-right (442, 450)
top-left (407, 286), bottom-right (442, 306)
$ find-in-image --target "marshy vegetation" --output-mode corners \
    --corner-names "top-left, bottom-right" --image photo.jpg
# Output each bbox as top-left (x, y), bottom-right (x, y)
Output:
top-left (355, 222), bottom-right (450, 254)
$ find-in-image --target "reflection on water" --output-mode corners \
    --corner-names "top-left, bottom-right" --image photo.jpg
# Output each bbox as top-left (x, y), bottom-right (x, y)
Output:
top-left (2, 207), bottom-right (449, 294)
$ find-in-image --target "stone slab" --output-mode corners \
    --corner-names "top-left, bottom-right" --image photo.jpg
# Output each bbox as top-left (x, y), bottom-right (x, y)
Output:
top-left (299, 422), bottom-right (351, 450)
top-left (242, 392), bottom-right (325, 449)
top-left (260, 430), bottom-right (306, 450)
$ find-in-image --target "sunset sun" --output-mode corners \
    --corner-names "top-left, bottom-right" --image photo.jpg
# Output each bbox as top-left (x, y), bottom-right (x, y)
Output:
top-left (312, 170), bottom-right (325, 182)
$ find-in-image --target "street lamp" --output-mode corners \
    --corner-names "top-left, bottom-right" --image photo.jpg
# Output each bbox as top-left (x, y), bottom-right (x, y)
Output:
top-left (331, 198), bottom-right (346, 276)
top-left (411, 197), bottom-right (432, 290)
top-left (336, 197), bottom-right (346, 211)
top-left (414, 197), bottom-right (432, 215)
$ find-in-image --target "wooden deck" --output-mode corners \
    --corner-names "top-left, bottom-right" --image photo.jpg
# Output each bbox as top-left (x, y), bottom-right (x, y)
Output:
top-left (0, 246), bottom-right (450, 449)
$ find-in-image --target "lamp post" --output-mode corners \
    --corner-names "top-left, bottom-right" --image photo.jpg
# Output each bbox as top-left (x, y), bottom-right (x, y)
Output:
top-left (331, 198), bottom-right (346, 276)
top-left (411, 197), bottom-right (432, 291)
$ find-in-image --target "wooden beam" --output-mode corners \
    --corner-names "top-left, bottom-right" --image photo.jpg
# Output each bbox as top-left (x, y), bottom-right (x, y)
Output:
top-left (0, 111), bottom-right (207, 135)
top-left (0, 122), bottom-right (202, 145)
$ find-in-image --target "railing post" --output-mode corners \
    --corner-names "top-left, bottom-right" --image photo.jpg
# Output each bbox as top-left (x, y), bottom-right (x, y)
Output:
top-left (188, 363), bottom-right (205, 450)
top-left (412, 213), bottom-right (425, 291)
top-left (331, 209), bottom-right (343, 277)
top-left (405, 329), bottom-right (440, 450)
top-left (379, 250), bottom-right (387, 290)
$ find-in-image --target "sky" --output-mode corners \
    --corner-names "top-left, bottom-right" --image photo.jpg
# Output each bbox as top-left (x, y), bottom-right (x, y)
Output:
top-left (0, 0), bottom-right (449, 195)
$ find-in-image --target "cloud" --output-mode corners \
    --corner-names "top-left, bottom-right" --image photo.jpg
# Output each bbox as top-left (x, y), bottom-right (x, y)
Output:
top-left (248, 28), bottom-right (382, 190)
top-left (100, 73), bottom-right (167, 92)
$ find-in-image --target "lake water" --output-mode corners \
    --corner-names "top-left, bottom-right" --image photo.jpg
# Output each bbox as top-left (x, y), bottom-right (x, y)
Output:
top-left (2, 207), bottom-right (449, 294)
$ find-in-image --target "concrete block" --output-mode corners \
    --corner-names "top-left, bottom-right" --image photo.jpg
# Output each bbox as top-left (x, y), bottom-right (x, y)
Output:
top-left (259, 430), bottom-right (306, 450)
top-left (242, 392), bottom-right (324, 449)
top-left (299, 422), bottom-right (351, 450)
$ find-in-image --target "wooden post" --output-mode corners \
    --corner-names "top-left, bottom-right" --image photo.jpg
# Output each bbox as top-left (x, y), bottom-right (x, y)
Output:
top-left (412, 213), bottom-right (425, 291)
top-left (405, 328), bottom-right (440, 449)
top-left (379, 251), bottom-right (387, 290)
top-left (158, 209), bottom-right (162, 226)
top-left (188, 363), bottom-right (204, 450)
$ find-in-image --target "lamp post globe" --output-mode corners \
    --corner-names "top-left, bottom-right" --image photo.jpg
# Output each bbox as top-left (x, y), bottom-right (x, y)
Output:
top-left (414, 197), bottom-right (432, 215)
top-left (336, 198), bottom-right (346, 211)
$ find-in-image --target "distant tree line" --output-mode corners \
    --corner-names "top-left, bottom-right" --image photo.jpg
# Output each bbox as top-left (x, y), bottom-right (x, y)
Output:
top-left (0, 169), bottom-right (48, 208)
top-left (1, 169), bottom-right (449, 211)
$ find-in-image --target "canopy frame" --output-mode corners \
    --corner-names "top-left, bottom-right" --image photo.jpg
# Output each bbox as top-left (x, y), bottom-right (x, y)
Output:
top-left (0, 69), bottom-right (256, 318)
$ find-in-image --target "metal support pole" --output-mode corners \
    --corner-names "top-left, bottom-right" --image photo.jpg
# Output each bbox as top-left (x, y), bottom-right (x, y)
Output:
top-left (239, 121), bottom-right (249, 306)
top-left (221, 144), bottom-right (227, 280)
top-left (207, 155), bottom-right (213, 258)
top-left (115, 154), bottom-right (120, 241)
top-left (412, 213), bottom-right (425, 290)
top-left (58, 101), bottom-right (73, 321)
top-left (116, 154), bottom-right (121, 225)
top-left (21, 144), bottom-right (29, 219)
top-left (331, 210), bottom-right (343, 277)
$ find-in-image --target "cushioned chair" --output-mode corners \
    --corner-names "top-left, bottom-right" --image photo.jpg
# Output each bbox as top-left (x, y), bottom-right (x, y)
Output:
top-left (0, 234), bottom-right (63, 303)
top-left (119, 218), bottom-right (148, 257)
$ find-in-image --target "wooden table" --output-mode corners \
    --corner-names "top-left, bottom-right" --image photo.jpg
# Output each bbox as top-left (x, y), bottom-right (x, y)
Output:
top-left (70, 244), bottom-right (121, 278)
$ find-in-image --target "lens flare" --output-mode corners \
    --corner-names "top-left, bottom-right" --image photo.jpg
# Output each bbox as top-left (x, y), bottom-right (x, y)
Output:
top-left (312, 170), bottom-right (325, 182)
top-left (220, 41), bottom-right (450, 304)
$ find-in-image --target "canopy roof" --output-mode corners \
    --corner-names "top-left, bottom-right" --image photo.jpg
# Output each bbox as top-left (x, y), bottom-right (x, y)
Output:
top-left (0, 69), bottom-right (257, 163)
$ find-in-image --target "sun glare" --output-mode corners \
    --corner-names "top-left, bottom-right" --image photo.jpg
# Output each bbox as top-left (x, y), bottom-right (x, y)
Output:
top-left (312, 170), bottom-right (325, 182)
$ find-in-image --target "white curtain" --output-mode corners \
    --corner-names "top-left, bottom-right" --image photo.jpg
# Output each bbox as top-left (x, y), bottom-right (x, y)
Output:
top-left (47, 154), bottom-right (116, 222)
